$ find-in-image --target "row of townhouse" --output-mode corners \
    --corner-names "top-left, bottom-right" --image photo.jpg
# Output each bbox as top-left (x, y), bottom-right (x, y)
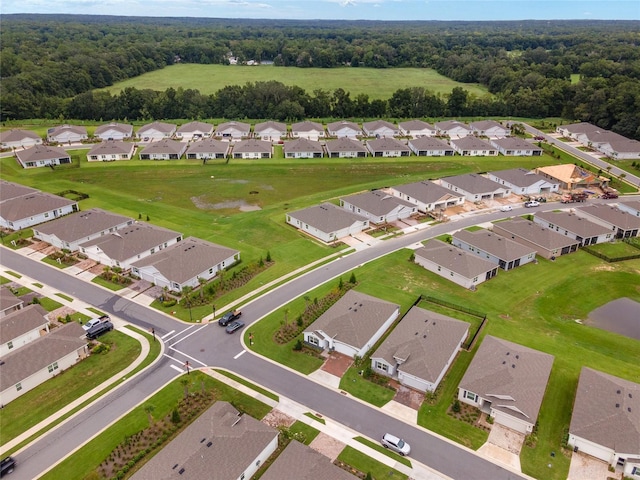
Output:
top-left (557, 122), bottom-right (640, 160)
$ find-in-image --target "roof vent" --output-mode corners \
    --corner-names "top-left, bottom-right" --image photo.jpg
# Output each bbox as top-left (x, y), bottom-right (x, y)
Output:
top-left (173, 464), bottom-right (179, 470)
top-left (206, 441), bottom-right (213, 447)
top-left (179, 468), bottom-right (185, 475)
top-left (616, 403), bottom-right (620, 408)
top-left (515, 355), bottom-right (519, 359)
top-left (628, 407), bottom-right (632, 412)
top-left (433, 321), bottom-right (436, 325)
top-left (423, 334), bottom-right (427, 339)
top-left (512, 364), bottom-right (515, 368)
top-left (629, 393), bottom-right (633, 399)
top-left (506, 352), bottom-right (510, 356)
top-left (617, 390), bottom-right (621, 394)
top-left (200, 438), bottom-right (206, 443)
top-left (415, 332), bottom-right (419, 335)
top-left (502, 360), bottom-right (506, 365)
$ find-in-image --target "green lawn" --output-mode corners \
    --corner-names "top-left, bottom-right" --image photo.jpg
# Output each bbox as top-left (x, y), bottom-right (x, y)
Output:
top-left (40, 371), bottom-right (272, 480)
top-left (91, 275), bottom-right (126, 291)
top-left (339, 366), bottom-right (396, 407)
top-left (0, 330), bottom-right (141, 446)
top-left (586, 240), bottom-right (640, 258)
top-left (337, 446), bottom-right (408, 480)
top-left (37, 297), bottom-right (64, 312)
top-left (288, 421), bottom-right (320, 445)
top-left (100, 64), bottom-right (489, 100)
top-left (213, 368), bottom-right (279, 402)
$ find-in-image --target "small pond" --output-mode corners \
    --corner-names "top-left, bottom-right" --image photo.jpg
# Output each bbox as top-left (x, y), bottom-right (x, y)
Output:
top-left (586, 297), bottom-right (640, 340)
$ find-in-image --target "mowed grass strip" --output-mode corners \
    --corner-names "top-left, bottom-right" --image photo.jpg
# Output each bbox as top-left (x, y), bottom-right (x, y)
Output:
top-left (212, 368), bottom-right (279, 402)
top-left (288, 421), bottom-right (320, 445)
top-left (100, 64), bottom-right (489, 99)
top-left (337, 446), bottom-right (408, 480)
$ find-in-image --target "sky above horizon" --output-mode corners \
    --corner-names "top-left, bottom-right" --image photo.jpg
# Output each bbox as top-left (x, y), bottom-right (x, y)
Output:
top-left (1, 0), bottom-right (639, 21)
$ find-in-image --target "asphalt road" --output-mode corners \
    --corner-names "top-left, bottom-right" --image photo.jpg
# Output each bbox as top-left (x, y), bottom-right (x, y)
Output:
top-left (0, 207), bottom-right (535, 480)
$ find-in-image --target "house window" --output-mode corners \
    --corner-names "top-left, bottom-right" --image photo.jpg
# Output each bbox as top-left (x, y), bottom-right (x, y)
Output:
top-left (437, 266), bottom-right (441, 271)
top-left (209, 268), bottom-right (213, 274)
top-left (375, 361), bottom-right (388, 372)
top-left (48, 362), bottom-right (59, 373)
top-left (16, 383), bottom-right (22, 391)
top-left (44, 212), bottom-right (49, 218)
top-left (8, 341), bottom-right (13, 350)
top-left (464, 390), bottom-right (478, 402)
top-left (308, 336), bottom-right (319, 346)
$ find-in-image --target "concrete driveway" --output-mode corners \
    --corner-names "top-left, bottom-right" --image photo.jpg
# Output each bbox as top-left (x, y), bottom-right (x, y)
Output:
top-left (567, 452), bottom-right (613, 480)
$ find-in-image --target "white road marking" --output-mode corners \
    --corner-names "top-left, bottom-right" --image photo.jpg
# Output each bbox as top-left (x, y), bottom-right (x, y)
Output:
top-left (161, 330), bottom-right (175, 339)
top-left (169, 324), bottom-right (209, 347)
top-left (233, 350), bottom-right (246, 359)
top-left (168, 347), bottom-right (207, 367)
top-left (163, 325), bottom-right (196, 342)
top-left (169, 364), bottom-right (184, 373)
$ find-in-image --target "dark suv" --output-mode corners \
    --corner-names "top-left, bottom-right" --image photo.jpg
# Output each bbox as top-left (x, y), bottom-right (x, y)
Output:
top-left (0, 456), bottom-right (16, 477)
top-left (86, 320), bottom-right (114, 340)
top-left (218, 310), bottom-right (242, 326)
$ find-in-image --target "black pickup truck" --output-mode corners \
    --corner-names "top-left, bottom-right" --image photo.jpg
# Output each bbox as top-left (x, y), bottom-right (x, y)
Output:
top-left (218, 310), bottom-right (242, 326)
top-left (1, 456), bottom-right (16, 477)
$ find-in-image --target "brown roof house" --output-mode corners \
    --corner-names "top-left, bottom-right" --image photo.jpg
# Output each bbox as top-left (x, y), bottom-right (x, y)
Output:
top-left (131, 237), bottom-right (240, 293)
top-left (414, 239), bottom-right (498, 290)
top-left (440, 173), bottom-right (511, 202)
top-left (452, 228), bottom-right (537, 271)
top-left (291, 120), bottom-right (325, 141)
top-left (139, 139), bottom-right (187, 160)
top-left (131, 401), bottom-right (278, 480)
top-left (535, 164), bottom-right (606, 191)
top-left (533, 211), bottom-right (614, 246)
top-left (254, 121), bottom-right (287, 142)
top-left (176, 121), bottom-right (214, 141)
top-left (458, 335), bottom-right (554, 434)
top-left (362, 120), bottom-right (399, 138)
top-left (0, 322), bottom-right (87, 405)
top-left (87, 140), bottom-right (135, 162)
top-left (215, 121), bottom-right (251, 140)
top-left (79, 223), bottom-right (182, 270)
top-left (450, 136), bottom-right (498, 156)
top-left (46, 124), bottom-right (88, 143)
top-left (94, 122), bottom-right (134, 141)
top-left (137, 121), bottom-right (177, 141)
top-left (491, 218), bottom-right (580, 259)
top-left (261, 440), bottom-right (357, 480)
top-left (0, 129), bottom-right (42, 149)
top-left (489, 137), bottom-right (543, 156)
top-left (488, 168), bottom-right (558, 196)
top-left (0, 184), bottom-right (78, 231)
top-left (0, 304), bottom-right (49, 356)
top-left (303, 290), bottom-right (399, 358)
top-left (185, 139), bottom-right (230, 160)
top-left (232, 139), bottom-right (272, 159)
top-left (568, 368), bottom-right (640, 477)
top-left (398, 120), bottom-right (437, 138)
top-left (33, 208), bottom-right (134, 251)
top-left (389, 180), bottom-right (464, 213)
top-left (283, 138), bottom-right (324, 158)
top-left (286, 203), bottom-right (369, 243)
top-left (15, 144), bottom-right (71, 169)
top-left (575, 204), bottom-right (640, 239)
top-left (366, 137), bottom-right (411, 157)
top-left (0, 286), bottom-right (23, 319)
top-left (408, 137), bottom-right (454, 156)
top-left (326, 120), bottom-right (362, 139)
top-left (339, 190), bottom-right (416, 224)
top-left (0, 181), bottom-right (38, 202)
top-left (325, 137), bottom-right (368, 158)
top-left (370, 306), bottom-right (469, 392)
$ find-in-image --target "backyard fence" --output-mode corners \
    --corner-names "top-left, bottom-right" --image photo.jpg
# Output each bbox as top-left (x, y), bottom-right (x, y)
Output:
top-left (581, 243), bottom-right (640, 263)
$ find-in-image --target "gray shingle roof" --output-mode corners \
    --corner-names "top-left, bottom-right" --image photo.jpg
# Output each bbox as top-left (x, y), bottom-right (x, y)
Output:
top-left (470, 120), bottom-right (505, 131)
top-left (80, 223), bottom-right (181, 262)
top-left (0, 181), bottom-right (39, 203)
top-left (233, 139), bottom-right (272, 154)
top-left (392, 180), bottom-right (462, 204)
top-left (47, 124), bottom-right (88, 137)
top-left (0, 287), bottom-right (23, 313)
top-left (490, 137), bottom-right (542, 152)
top-left (492, 218), bottom-right (580, 250)
top-left (0, 322), bottom-right (86, 390)
top-left (94, 123), bottom-right (133, 136)
top-left (0, 191), bottom-right (77, 223)
top-left (137, 121), bottom-right (176, 135)
top-left (306, 290), bottom-right (399, 350)
top-left (363, 120), bottom-right (397, 133)
top-left (578, 204), bottom-right (640, 230)
top-left (535, 211), bottom-right (611, 237)
top-left (434, 120), bottom-right (470, 132)
top-left (415, 240), bottom-right (497, 279)
top-left (570, 368), bottom-right (640, 453)
top-left (0, 304), bottom-right (48, 344)
top-left (619, 200), bottom-right (640, 214)
top-left (87, 140), bottom-right (135, 156)
top-left (131, 401), bottom-right (278, 480)
top-left (441, 173), bottom-right (505, 194)
top-left (603, 138), bottom-right (640, 153)
top-left (450, 136), bottom-right (496, 151)
top-left (254, 121), bottom-right (286, 134)
top-left (325, 137), bottom-right (368, 153)
top-left (453, 229), bottom-right (537, 262)
top-left (327, 120), bottom-right (361, 133)
top-left (131, 237), bottom-right (239, 284)
top-left (366, 137), bottom-right (410, 153)
top-left (289, 203), bottom-right (368, 233)
top-left (559, 122), bottom-right (600, 134)
top-left (185, 139), bottom-right (230, 155)
top-left (398, 120), bottom-right (435, 131)
top-left (140, 139), bottom-right (186, 155)
top-left (261, 440), bottom-right (356, 480)
top-left (341, 190), bottom-right (414, 216)
top-left (0, 129), bottom-right (41, 143)
top-left (372, 306), bottom-right (469, 382)
top-left (34, 208), bottom-right (133, 243)
top-left (460, 335), bottom-right (554, 424)
top-left (408, 137), bottom-right (452, 152)
top-left (215, 121), bottom-right (251, 134)
top-left (291, 120), bottom-right (323, 133)
top-left (489, 168), bottom-right (550, 188)
top-left (283, 138), bottom-right (323, 154)
top-left (15, 145), bottom-right (70, 163)
top-left (176, 121), bottom-right (214, 134)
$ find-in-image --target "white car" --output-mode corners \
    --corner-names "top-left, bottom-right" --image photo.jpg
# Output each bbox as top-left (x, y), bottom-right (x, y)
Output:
top-left (381, 433), bottom-right (411, 456)
top-left (82, 315), bottom-right (109, 331)
top-left (524, 200), bottom-right (540, 208)
top-left (500, 205), bottom-right (513, 212)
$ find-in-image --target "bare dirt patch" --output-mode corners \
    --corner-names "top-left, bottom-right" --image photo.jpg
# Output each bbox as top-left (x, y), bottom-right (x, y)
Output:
top-left (321, 352), bottom-right (353, 377)
top-left (262, 409), bottom-right (296, 429)
top-left (392, 383), bottom-right (424, 410)
top-left (309, 432), bottom-right (346, 461)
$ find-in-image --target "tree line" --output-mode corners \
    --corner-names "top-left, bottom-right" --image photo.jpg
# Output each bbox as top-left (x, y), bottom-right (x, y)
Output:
top-left (1, 15), bottom-right (639, 138)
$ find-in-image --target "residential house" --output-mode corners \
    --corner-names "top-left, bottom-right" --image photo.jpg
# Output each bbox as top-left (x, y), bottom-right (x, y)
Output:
top-left (86, 141), bottom-right (135, 162)
top-left (488, 168), bottom-right (558, 196)
top-left (0, 287), bottom-right (23, 319)
top-left (371, 306), bottom-right (469, 392)
top-left (413, 239), bottom-right (498, 289)
top-left (130, 402), bottom-right (278, 480)
top-left (398, 120), bottom-right (437, 138)
top-left (286, 203), bottom-right (369, 243)
top-left (33, 208), bottom-right (134, 252)
top-left (324, 138), bottom-right (368, 158)
top-left (139, 139), bottom-right (187, 160)
top-left (326, 121), bottom-right (362, 139)
top-left (469, 120), bottom-right (510, 138)
top-left (185, 139), bottom-right (230, 160)
top-left (556, 122), bottom-right (601, 140)
top-left (450, 136), bottom-right (498, 156)
top-left (452, 229), bottom-right (537, 271)
top-left (254, 121), bottom-right (287, 142)
top-left (440, 173), bottom-right (510, 202)
top-left (458, 335), bottom-right (554, 434)
top-left (534, 211), bottom-right (613, 246)
top-left (94, 123), bottom-right (133, 141)
top-left (0, 185), bottom-right (78, 231)
top-left (339, 190), bottom-right (416, 224)
top-left (131, 237), bottom-right (240, 292)
top-left (618, 200), bottom-right (640, 218)
top-left (0, 322), bottom-right (88, 405)
top-left (490, 137), bottom-right (543, 156)
top-left (176, 121), bottom-right (214, 141)
top-left (79, 223), bottom-right (182, 270)
top-left (0, 305), bottom-right (49, 356)
top-left (362, 120), bottom-right (399, 138)
top-left (137, 121), bottom-right (177, 141)
top-left (491, 218), bottom-right (580, 259)
top-left (15, 144), bottom-right (71, 169)
top-left (389, 180), bottom-right (464, 213)
top-left (535, 164), bottom-right (607, 191)
top-left (599, 138), bottom-right (640, 160)
top-left (575, 130), bottom-right (624, 152)
top-left (408, 137), bottom-right (454, 156)
top-left (261, 440), bottom-right (357, 480)
top-left (568, 368), bottom-right (640, 477)
top-left (291, 121), bottom-right (325, 141)
top-left (46, 125), bottom-right (88, 143)
top-left (0, 129), bottom-right (42, 149)
top-left (575, 204), bottom-right (640, 239)
top-left (366, 138), bottom-right (410, 157)
top-left (303, 290), bottom-right (399, 358)
top-left (215, 121), bottom-right (251, 140)
top-left (283, 138), bottom-right (324, 158)
top-left (232, 139), bottom-right (272, 159)
top-left (434, 120), bottom-right (471, 138)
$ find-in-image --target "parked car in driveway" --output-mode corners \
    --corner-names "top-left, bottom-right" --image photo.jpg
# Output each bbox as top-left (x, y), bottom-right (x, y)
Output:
top-left (524, 200), bottom-right (540, 208)
top-left (82, 315), bottom-right (110, 331)
top-left (225, 320), bottom-right (245, 334)
top-left (500, 205), bottom-right (513, 212)
top-left (86, 320), bottom-right (114, 340)
top-left (0, 456), bottom-right (16, 477)
top-left (381, 433), bottom-right (411, 456)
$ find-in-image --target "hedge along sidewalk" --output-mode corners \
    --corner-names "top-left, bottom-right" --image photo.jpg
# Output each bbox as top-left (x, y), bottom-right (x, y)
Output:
top-left (0, 324), bottom-right (160, 456)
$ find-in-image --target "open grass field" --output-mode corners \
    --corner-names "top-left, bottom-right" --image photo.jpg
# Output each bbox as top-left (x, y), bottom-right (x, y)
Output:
top-left (100, 64), bottom-right (490, 100)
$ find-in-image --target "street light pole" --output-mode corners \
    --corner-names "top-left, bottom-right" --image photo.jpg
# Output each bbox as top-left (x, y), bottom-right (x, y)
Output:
top-left (212, 304), bottom-right (216, 320)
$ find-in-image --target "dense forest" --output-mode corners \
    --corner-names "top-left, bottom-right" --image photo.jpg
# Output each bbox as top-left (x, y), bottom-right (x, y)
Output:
top-left (1, 15), bottom-right (639, 138)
